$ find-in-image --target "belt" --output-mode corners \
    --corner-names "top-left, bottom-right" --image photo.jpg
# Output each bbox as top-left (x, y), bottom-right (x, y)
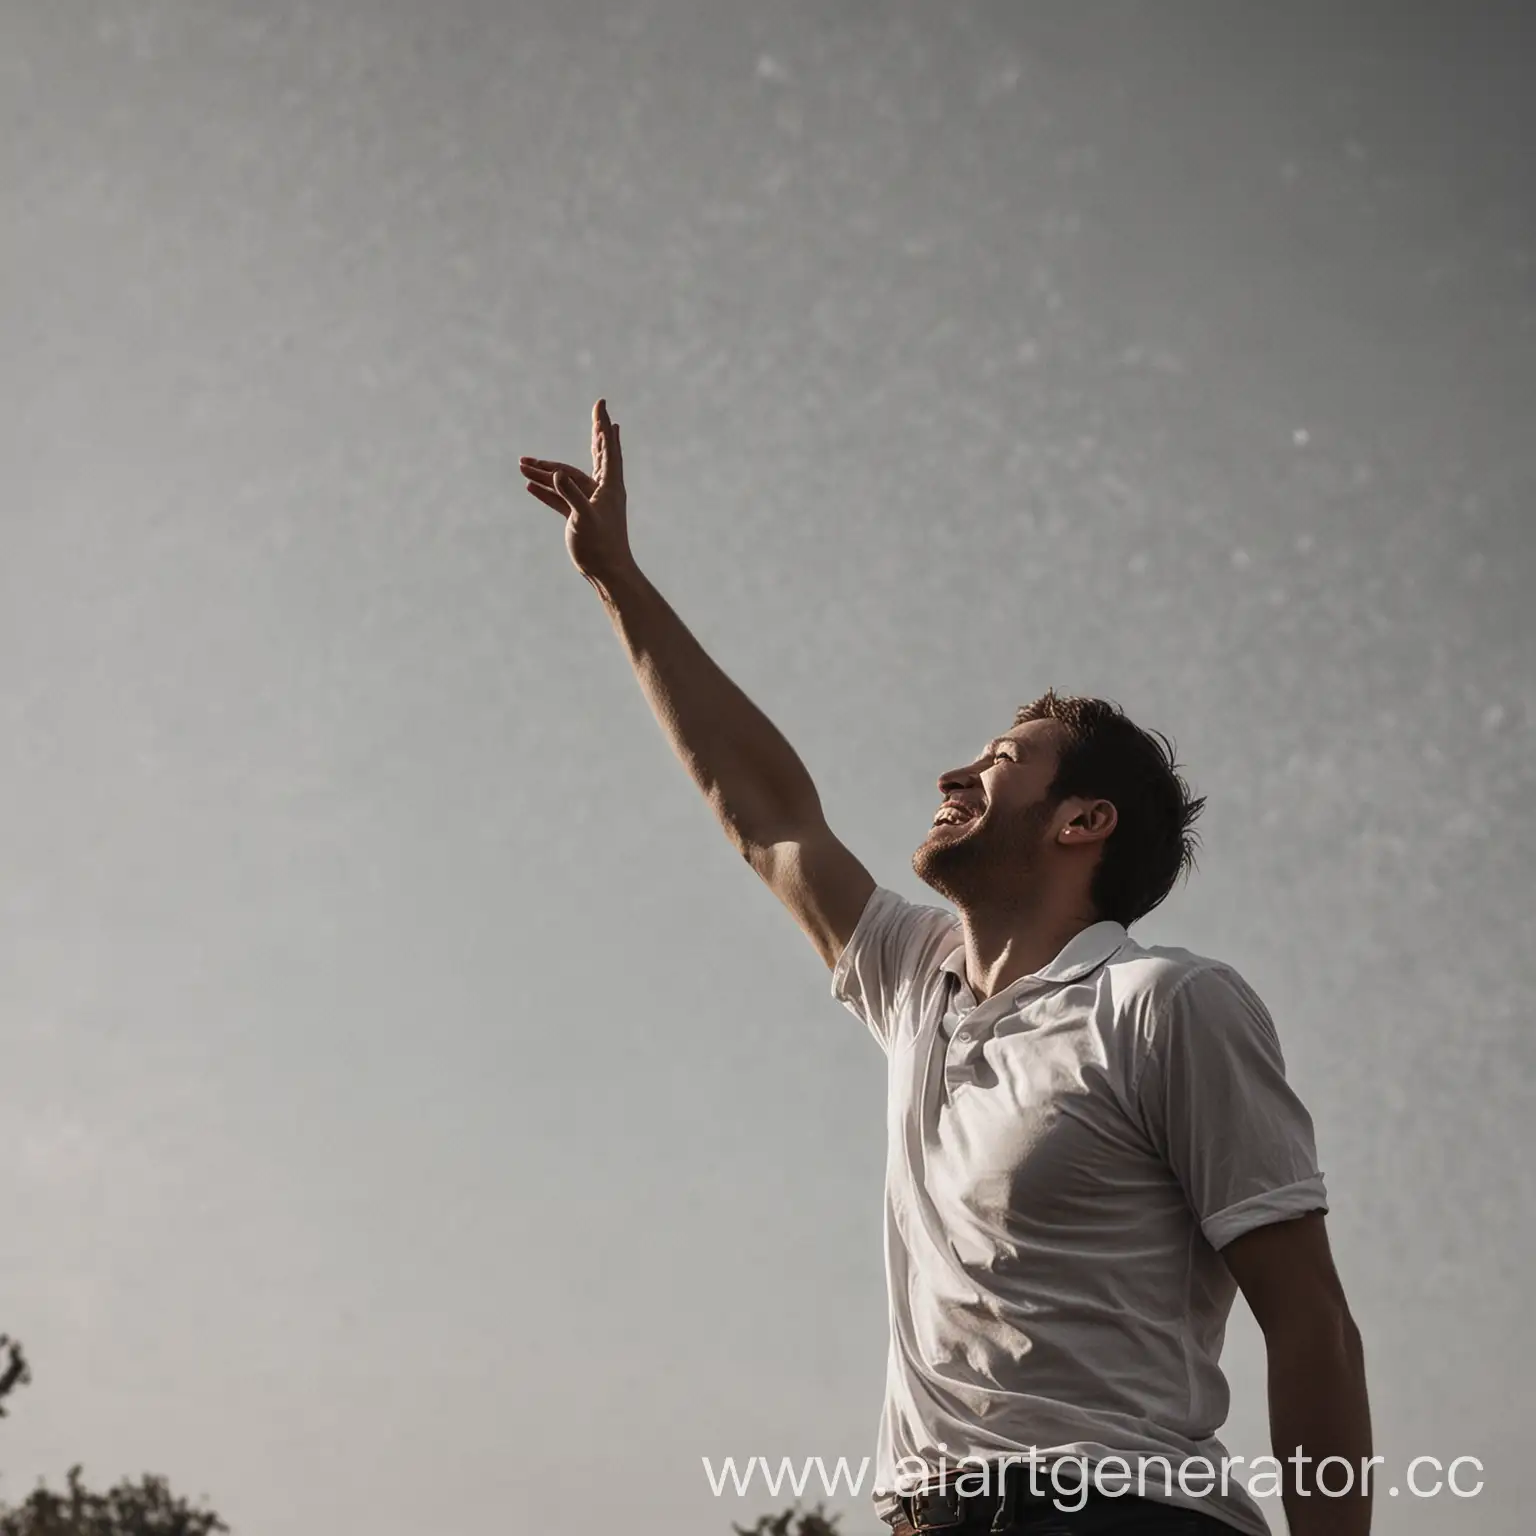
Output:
top-left (874, 1462), bottom-right (1090, 1535)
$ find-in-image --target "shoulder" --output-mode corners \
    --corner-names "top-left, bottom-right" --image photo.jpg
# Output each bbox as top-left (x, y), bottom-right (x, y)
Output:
top-left (1100, 940), bottom-right (1275, 1052)
top-left (851, 885), bottom-right (962, 971)
top-left (830, 884), bottom-right (961, 1008)
top-left (1100, 936), bottom-right (1237, 1008)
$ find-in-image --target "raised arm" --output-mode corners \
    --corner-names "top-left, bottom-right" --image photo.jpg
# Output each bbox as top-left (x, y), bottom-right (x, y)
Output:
top-left (519, 400), bottom-right (875, 969)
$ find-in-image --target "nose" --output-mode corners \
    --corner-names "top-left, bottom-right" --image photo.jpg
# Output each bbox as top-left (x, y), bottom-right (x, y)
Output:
top-left (938, 761), bottom-right (983, 796)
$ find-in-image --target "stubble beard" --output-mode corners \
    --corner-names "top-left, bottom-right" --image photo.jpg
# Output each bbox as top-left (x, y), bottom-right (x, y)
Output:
top-left (912, 800), bottom-right (1055, 909)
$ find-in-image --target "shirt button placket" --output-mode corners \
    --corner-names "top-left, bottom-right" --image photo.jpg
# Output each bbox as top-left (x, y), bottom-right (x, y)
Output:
top-left (945, 1007), bottom-right (981, 1084)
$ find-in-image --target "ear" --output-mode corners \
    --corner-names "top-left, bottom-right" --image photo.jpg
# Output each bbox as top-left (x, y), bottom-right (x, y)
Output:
top-left (1057, 798), bottom-right (1117, 846)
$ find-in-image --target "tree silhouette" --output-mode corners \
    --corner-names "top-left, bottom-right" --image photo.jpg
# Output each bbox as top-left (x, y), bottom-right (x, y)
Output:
top-left (0, 1337), bottom-right (231, 1535)
top-left (0, 1340), bottom-right (29, 1419)
top-left (0, 1467), bottom-right (229, 1536)
top-left (732, 1504), bottom-right (843, 1536)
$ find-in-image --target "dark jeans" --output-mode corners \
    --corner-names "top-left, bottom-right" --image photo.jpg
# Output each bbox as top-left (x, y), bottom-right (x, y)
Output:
top-left (879, 1486), bottom-right (1242, 1535)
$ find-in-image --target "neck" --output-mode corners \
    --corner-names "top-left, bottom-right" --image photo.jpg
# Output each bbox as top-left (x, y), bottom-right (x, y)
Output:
top-left (955, 893), bottom-right (1100, 1002)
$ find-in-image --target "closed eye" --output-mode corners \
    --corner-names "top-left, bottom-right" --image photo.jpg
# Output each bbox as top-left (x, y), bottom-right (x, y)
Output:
top-left (971, 741), bottom-right (1017, 769)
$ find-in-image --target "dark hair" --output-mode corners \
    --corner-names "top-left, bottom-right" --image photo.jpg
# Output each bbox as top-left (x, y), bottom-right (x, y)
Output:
top-left (1014, 689), bottom-right (1206, 927)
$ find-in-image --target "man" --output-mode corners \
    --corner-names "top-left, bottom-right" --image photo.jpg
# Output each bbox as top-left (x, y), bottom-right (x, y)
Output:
top-left (520, 402), bottom-right (1371, 1535)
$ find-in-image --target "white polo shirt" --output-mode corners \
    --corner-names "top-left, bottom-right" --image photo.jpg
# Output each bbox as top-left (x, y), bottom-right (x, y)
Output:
top-left (831, 886), bottom-right (1328, 1536)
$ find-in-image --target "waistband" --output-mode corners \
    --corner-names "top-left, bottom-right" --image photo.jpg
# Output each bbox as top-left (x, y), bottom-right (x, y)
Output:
top-left (873, 1461), bottom-right (1091, 1535)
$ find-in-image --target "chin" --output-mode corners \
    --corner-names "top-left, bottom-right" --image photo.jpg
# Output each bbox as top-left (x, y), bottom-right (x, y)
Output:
top-left (911, 840), bottom-right (976, 903)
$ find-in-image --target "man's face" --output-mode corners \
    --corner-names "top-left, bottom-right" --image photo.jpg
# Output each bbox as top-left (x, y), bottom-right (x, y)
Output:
top-left (911, 718), bottom-right (1068, 904)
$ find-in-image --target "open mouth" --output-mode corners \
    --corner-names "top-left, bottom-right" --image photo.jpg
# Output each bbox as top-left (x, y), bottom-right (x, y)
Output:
top-left (931, 805), bottom-right (980, 831)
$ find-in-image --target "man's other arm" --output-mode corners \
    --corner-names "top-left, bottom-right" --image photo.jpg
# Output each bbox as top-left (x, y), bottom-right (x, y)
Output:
top-left (1223, 1213), bottom-right (1373, 1536)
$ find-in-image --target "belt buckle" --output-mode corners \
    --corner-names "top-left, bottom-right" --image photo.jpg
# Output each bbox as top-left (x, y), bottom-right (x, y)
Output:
top-left (906, 1480), bottom-right (967, 1532)
top-left (874, 1481), bottom-right (967, 1535)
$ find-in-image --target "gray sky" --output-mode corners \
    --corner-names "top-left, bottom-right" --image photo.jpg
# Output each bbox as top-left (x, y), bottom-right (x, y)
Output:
top-left (2, 2), bottom-right (1532, 1532)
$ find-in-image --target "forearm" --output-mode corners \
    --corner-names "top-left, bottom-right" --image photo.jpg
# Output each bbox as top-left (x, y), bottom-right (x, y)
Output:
top-left (1267, 1314), bottom-right (1373, 1536)
top-left (590, 560), bottom-right (821, 846)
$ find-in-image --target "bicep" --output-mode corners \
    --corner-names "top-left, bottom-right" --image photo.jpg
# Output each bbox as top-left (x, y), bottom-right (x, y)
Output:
top-left (745, 817), bottom-right (877, 971)
top-left (1222, 1211), bottom-right (1349, 1336)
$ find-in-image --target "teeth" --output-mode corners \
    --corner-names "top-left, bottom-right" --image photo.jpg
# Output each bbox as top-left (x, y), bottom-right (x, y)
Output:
top-left (934, 807), bottom-right (973, 826)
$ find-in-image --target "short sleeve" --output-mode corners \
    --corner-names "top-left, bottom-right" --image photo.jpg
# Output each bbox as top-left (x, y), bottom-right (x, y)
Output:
top-left (1135, 963), bottom-right (1329, 1250)
top-left (830, 886), bottom-right (959, 1053)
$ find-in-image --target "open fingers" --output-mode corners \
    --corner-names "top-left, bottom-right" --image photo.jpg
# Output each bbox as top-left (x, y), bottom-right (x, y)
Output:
top-left (519, 458), bottom-right (596, 498)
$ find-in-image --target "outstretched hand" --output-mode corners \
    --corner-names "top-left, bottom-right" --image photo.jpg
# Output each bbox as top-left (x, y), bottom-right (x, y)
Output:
top-left (519, 399), bottom-right (632, 585)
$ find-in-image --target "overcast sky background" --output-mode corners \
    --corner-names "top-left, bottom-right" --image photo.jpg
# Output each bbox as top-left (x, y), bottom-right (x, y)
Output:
top-left (3, 2), bottom-right (1533, 1532)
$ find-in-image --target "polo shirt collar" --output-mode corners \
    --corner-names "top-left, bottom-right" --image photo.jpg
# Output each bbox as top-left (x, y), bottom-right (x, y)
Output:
top-left (938, 918), bottom-right (1128, 992)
